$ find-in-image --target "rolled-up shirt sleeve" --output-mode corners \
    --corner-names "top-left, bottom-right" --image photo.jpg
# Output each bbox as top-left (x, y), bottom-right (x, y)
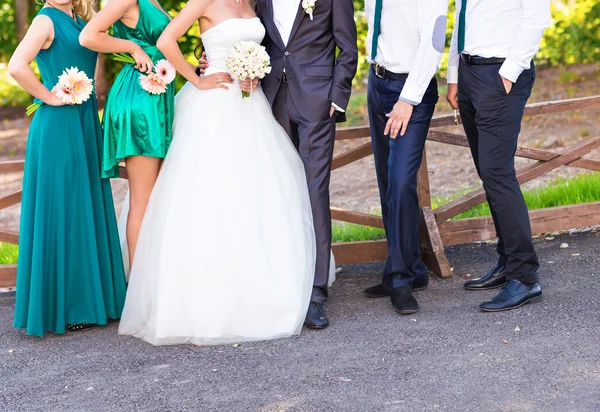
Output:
top-left (499, 0), bottom-right (551, 82)
top-left (447, 0), bottom-right (461, 84)
top-left (399, 0), bottom-right (449, 105)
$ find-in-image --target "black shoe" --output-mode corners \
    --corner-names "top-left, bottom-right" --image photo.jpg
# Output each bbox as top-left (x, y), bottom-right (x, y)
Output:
top-left (66, 323), bottom-right (95, 332)
top-left (364, 278), bottom-right (428, 298)
top-left (304, 302), bottom-right (329, 329)
top-left (463, 264), bottom-right (507, 290)
top-left (390, 286), bottom-right (419, 315)
top-left (479, 280), bottom-right (542, 312)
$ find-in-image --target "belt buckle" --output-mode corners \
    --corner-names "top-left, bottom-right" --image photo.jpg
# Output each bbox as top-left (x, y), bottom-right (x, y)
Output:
top-left (282, 72), bottom-right (287, 83)
top-left (374, 64), bottom-right (385, 79)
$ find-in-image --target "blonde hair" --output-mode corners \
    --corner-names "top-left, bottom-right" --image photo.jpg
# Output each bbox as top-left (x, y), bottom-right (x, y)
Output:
top-left (73, 0), bottom-right (95, 22)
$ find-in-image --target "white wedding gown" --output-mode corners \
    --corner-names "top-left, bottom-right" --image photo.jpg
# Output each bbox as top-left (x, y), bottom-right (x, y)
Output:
top-left (118, 17), bottom-right (333, 346)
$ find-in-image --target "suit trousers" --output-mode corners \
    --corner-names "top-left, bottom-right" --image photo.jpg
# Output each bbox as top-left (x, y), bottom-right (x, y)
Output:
top-left (272, 83), bottom-right (337, 304)
top-left (458, 60), bottom-right (540, 283)
top-left (368, 68), bottom-right (438, 290)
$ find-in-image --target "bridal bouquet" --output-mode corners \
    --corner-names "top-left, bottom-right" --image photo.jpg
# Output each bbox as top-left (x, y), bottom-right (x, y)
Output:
top-left (226, 41), bottom-right (272, 98)
top-left (26, 67), bottom-right (93, 115)
top-left (113, 53), bottom-right (176, 95)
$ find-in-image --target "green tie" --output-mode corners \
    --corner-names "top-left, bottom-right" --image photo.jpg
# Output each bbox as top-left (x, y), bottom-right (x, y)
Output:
top-left (457, 0), bottom-right (467, 53)
top-left (371, 0), bottom-right (383, 60)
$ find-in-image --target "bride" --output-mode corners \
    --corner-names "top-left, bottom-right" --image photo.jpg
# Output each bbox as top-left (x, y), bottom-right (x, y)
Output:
top-left (118, 0), bottom-right (332, 345)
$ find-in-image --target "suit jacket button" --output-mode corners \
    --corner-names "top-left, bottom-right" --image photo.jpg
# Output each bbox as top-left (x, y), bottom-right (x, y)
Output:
top-left (284, 51), bottom-right (290, 56)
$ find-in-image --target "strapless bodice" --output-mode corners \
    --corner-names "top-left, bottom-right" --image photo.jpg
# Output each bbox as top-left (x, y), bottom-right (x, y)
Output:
top-left (201, 17), bottom-right (265, 75)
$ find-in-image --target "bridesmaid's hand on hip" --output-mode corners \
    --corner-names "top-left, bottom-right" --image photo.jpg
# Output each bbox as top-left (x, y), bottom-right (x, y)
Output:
top-left (131, 45), bottom-right (154, 74)
top-left (45, 93), bottom-right (66, 107)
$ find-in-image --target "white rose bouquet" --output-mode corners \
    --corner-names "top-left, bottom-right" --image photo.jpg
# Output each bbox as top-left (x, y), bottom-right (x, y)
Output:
top-left (225, 41), bottom-right (272, 98)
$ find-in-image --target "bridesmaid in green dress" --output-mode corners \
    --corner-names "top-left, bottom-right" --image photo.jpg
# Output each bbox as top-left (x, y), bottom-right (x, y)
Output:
top-left (80, 0), bottom-right (177, 268)
top-left (8, 0), bottom-right (127, 336)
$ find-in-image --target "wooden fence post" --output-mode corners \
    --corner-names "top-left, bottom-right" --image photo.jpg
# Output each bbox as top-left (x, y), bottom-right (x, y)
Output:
top-left (417, 147), bottom-right (452, 278)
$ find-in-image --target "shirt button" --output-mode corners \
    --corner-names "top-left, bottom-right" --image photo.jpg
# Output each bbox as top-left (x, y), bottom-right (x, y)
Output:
top-left (284, 51), bottom-right (290, 56)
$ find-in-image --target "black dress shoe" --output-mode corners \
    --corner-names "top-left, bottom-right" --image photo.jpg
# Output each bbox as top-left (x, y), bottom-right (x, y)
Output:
top-left (304, 302), bottom-right (329, 329)
top-left (463, 264), bottom-right (507, 290)
top-left (390, 286), bottom-right (419, 315)
top-left (364, 278), bottom-right (428, 298)
top-left (479, 280), bottom-right (542, 312)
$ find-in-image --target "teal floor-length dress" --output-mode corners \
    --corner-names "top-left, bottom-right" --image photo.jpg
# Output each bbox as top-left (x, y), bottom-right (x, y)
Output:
top-left (13, 7), bottom-right (127, 337)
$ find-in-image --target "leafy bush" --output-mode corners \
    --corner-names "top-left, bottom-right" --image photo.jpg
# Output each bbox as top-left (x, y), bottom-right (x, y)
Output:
top-left (1, 0), bottom-right (598, 107)
top-left (0, 63), bottom-right (33, 107)
top-left (537, 0), bottom-right (600, 66)
top-left (352, 0), bottom-right (599, 83)
top-left (0, 1), bottom-right (17, 61)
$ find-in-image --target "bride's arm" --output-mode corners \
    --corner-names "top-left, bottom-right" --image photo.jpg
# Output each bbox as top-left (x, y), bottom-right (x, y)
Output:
top-left (157, 0), bottom-right (232, 90)
top-left (80, 0), bottom-right (154, 73)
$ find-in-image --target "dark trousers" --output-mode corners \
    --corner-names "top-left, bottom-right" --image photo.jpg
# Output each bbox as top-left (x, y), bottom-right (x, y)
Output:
top-left (368, 68), bottom-right (438, 290)
top-left (273, 83), bottom-right (336, 304)
top-left (458, 60), bottom-right (540, 283)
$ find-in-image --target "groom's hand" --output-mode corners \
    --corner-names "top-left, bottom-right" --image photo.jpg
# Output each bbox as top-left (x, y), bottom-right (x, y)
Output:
top-left (198, 51), bottom-right (209, 75)
top-left (330, 106), bottom-right (336, 118)
top-left (385, 100), bottom-right (414, 139)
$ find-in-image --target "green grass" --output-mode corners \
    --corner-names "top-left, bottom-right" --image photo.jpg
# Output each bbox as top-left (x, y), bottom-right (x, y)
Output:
top-left (332, 222), bottom-right (386, 243)
top-left (333, 173), bottom-right (600, 242)
top-left (0, 175), bottom-right (598, 247)
top-left (0, 242), bottom-right (18, 264)
top-left (346, 90), bottom-right (368, 127)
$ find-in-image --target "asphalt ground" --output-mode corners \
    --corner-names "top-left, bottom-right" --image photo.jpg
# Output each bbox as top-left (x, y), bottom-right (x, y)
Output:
top-left (1, 231), bottom-right (599, 411)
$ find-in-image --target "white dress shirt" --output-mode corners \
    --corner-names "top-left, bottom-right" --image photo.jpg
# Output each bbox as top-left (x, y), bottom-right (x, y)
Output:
top-left (272, 0), bottom-right (344, 112)
top-left (272, 0), bottom-right (299, 46)
top-left (366, 0), bottom-right (448, 105)
top-left (447, 0), bottom-right (551, 84)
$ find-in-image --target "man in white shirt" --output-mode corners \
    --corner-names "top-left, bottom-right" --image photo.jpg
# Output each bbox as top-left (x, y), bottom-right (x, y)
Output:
top-left (446, 0), bottom-right (551, 311)
top-left (362, 0), bottom-right (449, 315)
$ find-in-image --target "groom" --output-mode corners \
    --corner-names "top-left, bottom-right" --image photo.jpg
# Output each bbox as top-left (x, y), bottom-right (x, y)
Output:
top-left (254, 0), bottom-right (358, 328)
top-left (201, 1), bottom-right (357, 328)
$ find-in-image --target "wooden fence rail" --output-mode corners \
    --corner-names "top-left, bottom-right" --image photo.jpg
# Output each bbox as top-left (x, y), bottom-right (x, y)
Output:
top-left (330, 95), bottom-right (600, 278)
top-left (1, 95), bottom-right (600, 287)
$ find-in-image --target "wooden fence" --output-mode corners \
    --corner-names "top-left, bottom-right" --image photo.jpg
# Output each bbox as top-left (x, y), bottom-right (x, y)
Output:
top-left (330, 95), bottom-right (600, 277)
top-left (1, 95), bottom-right (599, 287)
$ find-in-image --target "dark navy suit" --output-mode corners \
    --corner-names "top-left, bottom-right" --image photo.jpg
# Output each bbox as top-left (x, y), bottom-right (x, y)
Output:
top-left (256, 0), bottom-right (358, 304)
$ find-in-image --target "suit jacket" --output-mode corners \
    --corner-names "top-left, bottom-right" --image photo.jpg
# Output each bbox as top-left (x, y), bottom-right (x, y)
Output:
top-left (256, 0), bottom-right (358, 123)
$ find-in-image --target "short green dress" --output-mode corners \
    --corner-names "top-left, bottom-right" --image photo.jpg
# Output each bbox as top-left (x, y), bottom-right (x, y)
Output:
top-left (102, 0), bottom-right (174, 178)
top-left (14, 8), bottom-right (127, 336)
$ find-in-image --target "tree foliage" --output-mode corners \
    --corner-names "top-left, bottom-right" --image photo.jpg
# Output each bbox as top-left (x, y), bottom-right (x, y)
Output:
top-left (537, 0), bottom-right (600, 66)
top-left (0, 0), bottom-right (598, 107)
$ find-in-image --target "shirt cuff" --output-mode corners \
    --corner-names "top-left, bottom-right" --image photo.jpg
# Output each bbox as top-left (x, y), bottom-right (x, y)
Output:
top-left (499, 59), bottom-right (525, 83)
top-left (332, 102), bottom-right (345, 113)
top-left (399, 83), bottom-right (426, 106)
top-left (447, 66), bottom-right (459, 84)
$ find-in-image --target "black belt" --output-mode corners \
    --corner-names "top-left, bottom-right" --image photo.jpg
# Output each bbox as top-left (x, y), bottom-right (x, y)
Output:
top-left (461, 54), bottom-right (506, 65)
top-left (371, 64), bottom-right (407, 80)
top-left (282, 72), bottom-right (288, 83)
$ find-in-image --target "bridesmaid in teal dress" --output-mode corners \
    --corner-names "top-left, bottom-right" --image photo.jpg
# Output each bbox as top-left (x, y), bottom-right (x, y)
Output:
top-left (8, 0), bottom-right (126, 336)
top-left (80, 0), bottom-right (177, 269)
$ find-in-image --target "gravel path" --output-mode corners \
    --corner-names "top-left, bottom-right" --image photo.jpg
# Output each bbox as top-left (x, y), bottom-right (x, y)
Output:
top-left (1, 231), bottom-right (599, 411)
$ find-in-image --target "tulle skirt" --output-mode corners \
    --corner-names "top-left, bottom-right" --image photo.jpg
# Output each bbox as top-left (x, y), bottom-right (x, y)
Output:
top-left (118, 82), bottom-right (330, 346)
